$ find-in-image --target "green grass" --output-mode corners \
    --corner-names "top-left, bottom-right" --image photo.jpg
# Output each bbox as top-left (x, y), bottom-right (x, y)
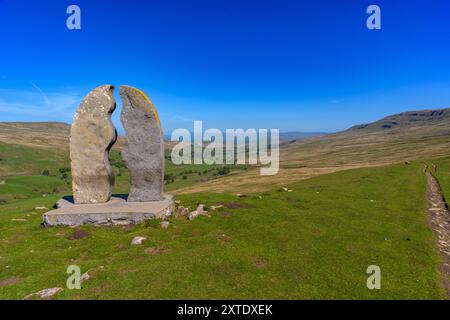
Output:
top-left (431, 156), bottom-right (450, 202)
top-left (0, 144), bottom-right (69, 177)
top-left (0, 175), bottom-right (71, 204)
top-left (0, 161), bottom-right (445, 299)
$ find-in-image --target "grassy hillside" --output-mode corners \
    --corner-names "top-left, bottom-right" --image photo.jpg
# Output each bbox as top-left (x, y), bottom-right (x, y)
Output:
top-left (0, 146), bottom-right (244, 204)
top-left (0, 122), bottom-right (70, 148)
top-left (0, 143), bottom-right (69, 177)
top-left (0, 112), bottom-right (449, 299)
top-left (2, 109), bottom-right (450, 195)
top-left (0, 161), bottom-right (445, 299)
top-left (0, 121), bottom-right (246, 198)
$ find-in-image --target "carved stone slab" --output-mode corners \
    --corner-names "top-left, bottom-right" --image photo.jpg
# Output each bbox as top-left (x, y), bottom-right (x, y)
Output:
top-left (70, 85), bottom-right (117, 204)
top-left (43, 195), bottom-right (174, 227)
top-left (120, 85), bottom-right (164, 202)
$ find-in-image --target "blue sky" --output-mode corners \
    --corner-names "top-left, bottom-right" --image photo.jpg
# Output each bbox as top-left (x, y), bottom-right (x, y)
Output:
top-left (1, 0), bottom-right (450, 134)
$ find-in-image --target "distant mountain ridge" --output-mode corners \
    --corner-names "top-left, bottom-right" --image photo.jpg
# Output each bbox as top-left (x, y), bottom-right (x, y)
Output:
top-left (1, 107), bottom-right (449, 153)
top-left (279, 132), bottom-right (328, 141)
top-left (346, 108), bottom-right (450, 134)
top-left (282, 107), bottom-right (450, 170)
top-left (1, 108), bottom-right (450, 193)
top-left (178, 107), bottom-right (450, 193)
top-left (0, 122), bottom-right (70, 134)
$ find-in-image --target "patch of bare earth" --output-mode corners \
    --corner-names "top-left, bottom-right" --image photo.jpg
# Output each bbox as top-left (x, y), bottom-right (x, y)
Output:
top-left (254, 258), bottom-right (267, 269)
top-left (67, 230), bottom-right (90, 240)
top-left (425, 168), bottom-right (450, 298)
top-left (0, 276), bottom-right (20, 287)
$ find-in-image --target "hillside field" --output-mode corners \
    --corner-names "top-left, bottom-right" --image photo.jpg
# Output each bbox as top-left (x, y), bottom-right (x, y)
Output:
top-left (1, 113), bottom-right (450, 299)
top-left (0, 160), bottom-right (447, 299)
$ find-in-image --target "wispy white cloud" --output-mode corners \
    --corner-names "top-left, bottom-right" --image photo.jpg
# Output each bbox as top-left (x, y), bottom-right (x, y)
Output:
top-left (0, 87), bottom-right (83, 123)
top-left (30, 82), bottom-right (51, 108)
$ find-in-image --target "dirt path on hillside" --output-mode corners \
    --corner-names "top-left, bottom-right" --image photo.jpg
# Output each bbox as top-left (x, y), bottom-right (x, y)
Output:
top-left (425, 166), bottom-right (450, 298)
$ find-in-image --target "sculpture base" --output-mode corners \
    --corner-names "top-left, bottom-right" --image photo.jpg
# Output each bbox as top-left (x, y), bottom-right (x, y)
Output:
top-left (43, 194), bottom-right (174, 227)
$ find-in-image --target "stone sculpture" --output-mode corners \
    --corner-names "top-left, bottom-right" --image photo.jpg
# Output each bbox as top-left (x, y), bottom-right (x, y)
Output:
top-left (44, 84), bottom-right (172, 226)
top-left (70, 85), bottom-right (117, 204)
top-left (120, 85), bottom-right (164, 202)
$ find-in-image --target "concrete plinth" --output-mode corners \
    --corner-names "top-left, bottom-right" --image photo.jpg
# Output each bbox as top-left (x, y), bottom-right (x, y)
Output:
top-left (43, 194), bottom-right (174, 227)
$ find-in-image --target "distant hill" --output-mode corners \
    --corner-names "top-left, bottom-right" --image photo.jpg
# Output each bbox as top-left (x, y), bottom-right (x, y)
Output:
top-left (0, 122), bottom-right (127, 150)
top-left (178, 107), bottom-right (450, 194)
top-left (163, 131), bottom-right (328, 142)
top-left (279, 132), bottom-right (328, 143)
top-left (346, 108), bottom-right (450, 135)
top-left (2, 108), bottom-right (450, 191)
top-left (0, 122), bottom-right (70, 133)
top-left (281, 107), bottom-right (450, 168)
top-left (0, 122), bottom-right (70, 148)
top-left (3, 108), bottom-right (448, 149)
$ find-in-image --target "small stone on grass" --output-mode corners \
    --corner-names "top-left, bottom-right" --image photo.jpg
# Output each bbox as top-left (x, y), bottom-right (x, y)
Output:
top-left (161, 221), bottom-right (170, 229)
top-left (188, 211), bottom-right (199, 220)
top-left (131, 236), bottom-right (146, 245)
top-left (24, 287), bottom-right (62, 300)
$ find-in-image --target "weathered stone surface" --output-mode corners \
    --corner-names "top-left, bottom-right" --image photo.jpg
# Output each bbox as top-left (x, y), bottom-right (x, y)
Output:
top-left (197, 204), bottom-right (206, 214)
top-left (70, 85), bottom-right (117, 204)
top-left (80, 272), bottom-right (90, 284)
top-left (187, 204), bottom-right (210, 220)
top-left (160, 221), bottom-right (170, 229)
top-left (43, 195), bottom-right (174, 227)
top-left (120, 85), bottom-right (164, 202)
top-left (24, 287), bottom-right (62, 300)
top-left (188, 211), bottom-right (199, 220)
top-left (175, 206), bottom-right (189, 218)
top-left (131, 236), bottom-right (146, 245)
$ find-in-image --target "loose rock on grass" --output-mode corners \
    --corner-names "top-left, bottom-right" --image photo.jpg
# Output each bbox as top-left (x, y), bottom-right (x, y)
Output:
top-left (24, 287), bottom-right (62, 300)
top-left (175, 206), bottom-right (189, 218)
top-left (161, 221), bottom-right (170, 229)
top-left (131, 236), bottom-right (146, 245)
top-left (188, 211), bottom-right (199, 220)
top-left (81, 272), bottom-right (90, 284)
